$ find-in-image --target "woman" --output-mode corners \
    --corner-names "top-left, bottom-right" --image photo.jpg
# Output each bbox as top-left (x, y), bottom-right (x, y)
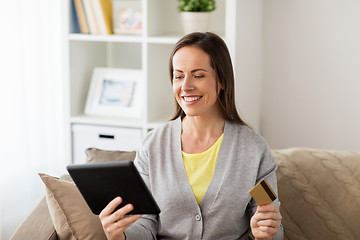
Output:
top-left (99, 32), bottom-right (283, 240)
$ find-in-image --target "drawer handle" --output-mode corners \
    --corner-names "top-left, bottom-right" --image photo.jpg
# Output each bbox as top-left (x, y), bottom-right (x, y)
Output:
top-left (99, 134), bottom-right (115, 139)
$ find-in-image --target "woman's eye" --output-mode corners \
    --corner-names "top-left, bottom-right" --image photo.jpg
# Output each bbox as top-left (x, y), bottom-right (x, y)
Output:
top-left (174, 76), bottom-right (183, 80)
top-left (194, 75), bottom-right (204, 79)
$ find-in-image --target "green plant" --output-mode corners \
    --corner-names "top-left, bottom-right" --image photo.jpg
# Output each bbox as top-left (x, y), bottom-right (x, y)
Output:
top-left (178, 0), bottom-right (216, 12)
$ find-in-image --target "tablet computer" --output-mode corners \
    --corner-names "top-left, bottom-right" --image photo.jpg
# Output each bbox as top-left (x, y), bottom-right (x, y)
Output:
top-left (66, 161), bottom-right (160, 215)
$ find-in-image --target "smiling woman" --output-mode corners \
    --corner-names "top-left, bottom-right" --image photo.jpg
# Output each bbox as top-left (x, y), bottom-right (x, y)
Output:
top-left (0, 1), bottom-right (66, 239)
top-left (98, 32), bottom-right (283, 240)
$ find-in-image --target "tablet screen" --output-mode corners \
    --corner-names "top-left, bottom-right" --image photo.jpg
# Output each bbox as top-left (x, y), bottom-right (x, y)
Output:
top-left (67, 161), bottom-right (160, 215)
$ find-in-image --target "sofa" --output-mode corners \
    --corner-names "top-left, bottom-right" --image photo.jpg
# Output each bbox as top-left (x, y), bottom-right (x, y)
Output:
top-left (10, 147), bottom-right (360, 240)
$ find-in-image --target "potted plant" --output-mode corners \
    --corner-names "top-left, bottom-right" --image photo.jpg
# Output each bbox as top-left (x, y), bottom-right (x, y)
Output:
top-left (178, 0), bottom-right (216, 34)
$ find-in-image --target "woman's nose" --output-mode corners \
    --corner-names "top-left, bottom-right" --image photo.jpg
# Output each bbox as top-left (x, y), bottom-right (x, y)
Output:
top-left (181, 75), bottom-right (195, 91)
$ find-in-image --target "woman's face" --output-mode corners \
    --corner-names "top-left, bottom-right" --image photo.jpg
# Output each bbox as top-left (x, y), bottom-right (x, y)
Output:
top-left (172, 46), bottom-right (221, 118)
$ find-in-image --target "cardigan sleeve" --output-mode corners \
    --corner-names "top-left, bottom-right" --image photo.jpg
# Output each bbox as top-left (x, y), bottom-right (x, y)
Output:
top-left (124, 141), bottom-right (159, 240)
top-left (247, 141), bottom-right (284, 240)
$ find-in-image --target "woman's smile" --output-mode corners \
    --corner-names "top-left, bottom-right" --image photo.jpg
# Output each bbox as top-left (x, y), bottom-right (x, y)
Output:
top-left (182, 96), bottom-right (203, 103)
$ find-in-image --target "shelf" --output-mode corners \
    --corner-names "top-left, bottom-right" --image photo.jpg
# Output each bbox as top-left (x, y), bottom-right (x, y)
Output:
top-left (68, 33), bottom-right (186, 45)
top-left (68, 33), bottom-right (184, 44)
top-left (71, 115), bottom-right (171, 131)
top-left (68, 33), bottom-right (143, 43)
top-left (70, 115), bottom-right (145, 128)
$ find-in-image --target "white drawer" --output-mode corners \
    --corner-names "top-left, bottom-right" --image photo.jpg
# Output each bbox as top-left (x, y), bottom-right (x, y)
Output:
top-left (72, 124), bottom-right (142, 163)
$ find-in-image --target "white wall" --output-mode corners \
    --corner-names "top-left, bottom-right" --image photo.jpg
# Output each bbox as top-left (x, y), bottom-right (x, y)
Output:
top-left (0, 1), bottom-right (67, 239)
top-left (235, 0), bottom-right (263, 131)
top-left (261, 0), bottom-right (360, 151)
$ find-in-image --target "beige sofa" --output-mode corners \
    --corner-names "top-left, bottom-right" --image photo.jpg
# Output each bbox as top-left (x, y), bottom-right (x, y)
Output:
top-left (10, 147), bottom-right (360, 240)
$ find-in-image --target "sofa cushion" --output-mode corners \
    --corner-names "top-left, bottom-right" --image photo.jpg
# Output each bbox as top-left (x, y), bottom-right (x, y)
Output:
top-left (39, 173), bottom-right (107, 240)
top-left (272, 148), bottom-right (360, 240)
top-left (85, 147), bottom-right (136, 163)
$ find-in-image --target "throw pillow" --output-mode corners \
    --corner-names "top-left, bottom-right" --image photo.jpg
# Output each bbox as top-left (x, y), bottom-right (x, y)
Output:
top-left (85, 147), bottom-right (136, 163)
top-left (39, 173), bottom-right (107, 240)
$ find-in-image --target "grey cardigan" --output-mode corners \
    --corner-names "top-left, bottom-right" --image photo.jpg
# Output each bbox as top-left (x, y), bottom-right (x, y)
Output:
top-left (125, 118), bottom-right (283, 240)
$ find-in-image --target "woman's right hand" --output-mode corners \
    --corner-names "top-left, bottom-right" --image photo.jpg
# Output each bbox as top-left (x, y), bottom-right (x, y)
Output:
top-left (99, 197), bottom-right (143, 240)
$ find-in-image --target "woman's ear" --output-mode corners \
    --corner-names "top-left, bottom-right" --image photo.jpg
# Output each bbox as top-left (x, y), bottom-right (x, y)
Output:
top-left (218, 82), bottom-right (224, 94)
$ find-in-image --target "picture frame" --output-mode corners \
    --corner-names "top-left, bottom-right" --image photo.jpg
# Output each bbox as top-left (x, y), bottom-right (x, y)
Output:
top-left (112, 0), bottom-right (142, 35)
top-left (85, 68), bottom-right (143, 119)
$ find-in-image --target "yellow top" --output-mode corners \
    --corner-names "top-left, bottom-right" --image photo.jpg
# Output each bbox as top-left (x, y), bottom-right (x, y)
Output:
top-left (182, 134), bottom-right (224, 204)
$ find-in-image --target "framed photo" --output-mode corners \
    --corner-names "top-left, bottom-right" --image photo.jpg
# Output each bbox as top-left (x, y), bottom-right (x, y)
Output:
top-left (85, 68), bottom-right (143, 118)
top-left (113, 0), bottom-right (142, 35)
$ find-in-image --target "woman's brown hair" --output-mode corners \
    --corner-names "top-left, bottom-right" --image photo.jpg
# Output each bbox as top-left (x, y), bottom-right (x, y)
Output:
top-left (169, 32), bottom-right (249, 126)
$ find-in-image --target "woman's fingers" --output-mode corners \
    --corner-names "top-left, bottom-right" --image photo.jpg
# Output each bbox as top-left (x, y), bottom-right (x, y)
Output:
top-left (253, 210), bottom-right (282, 222)
top-left (251, 203), bottom-right (282, 238)
top-left (99, 197), bottom-right (143, 240)
top-left (112, 203), bottom-right (135, 220)
top-left (254, 204), bottom-right (282, 222)
top-left (110, 204), bottom-right (143, 231)
top-left (257, 218), bottom-right (281, 229)
top-left (103, 214), bottom-right (142, 240)
top-left (105, 214), bottom-right (140, 232)
top-left (99, 196), bottom-right (122, 219)
top-left (257, 203), bottom-right (279, 213)
top-left (101, 203), bottom-right (135, 229)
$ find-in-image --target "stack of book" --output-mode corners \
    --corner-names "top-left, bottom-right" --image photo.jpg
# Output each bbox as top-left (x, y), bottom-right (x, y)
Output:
top-left (72, 0), bottom-right (113, 35)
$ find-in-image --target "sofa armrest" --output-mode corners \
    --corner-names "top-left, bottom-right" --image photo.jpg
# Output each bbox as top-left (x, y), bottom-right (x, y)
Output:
top-left (10, 151), bottom-right (134, 240)
top-left (10, 197), bottom-right (57, 240)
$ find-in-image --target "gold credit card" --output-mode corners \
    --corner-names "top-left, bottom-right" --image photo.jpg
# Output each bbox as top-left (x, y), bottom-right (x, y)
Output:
top-left (249, 179), bottom-right (277, 206)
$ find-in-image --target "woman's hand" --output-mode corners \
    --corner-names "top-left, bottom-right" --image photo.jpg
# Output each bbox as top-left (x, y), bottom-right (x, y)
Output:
top-left (99, 197), bottom-right (143, 240)
top-left (250, 203), bottom-right (282, 240)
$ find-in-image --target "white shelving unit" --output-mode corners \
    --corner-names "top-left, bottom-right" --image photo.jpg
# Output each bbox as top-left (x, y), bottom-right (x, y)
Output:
top-left (64, 0), bottom-right (237, 163)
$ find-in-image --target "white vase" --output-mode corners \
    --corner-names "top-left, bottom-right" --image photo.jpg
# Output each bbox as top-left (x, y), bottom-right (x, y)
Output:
top-left (180, 12), bottom-right (212, 34)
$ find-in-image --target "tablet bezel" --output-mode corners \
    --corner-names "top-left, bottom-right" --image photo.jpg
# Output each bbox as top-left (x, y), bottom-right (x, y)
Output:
top-left (66, 161), bottom-right (160, 215)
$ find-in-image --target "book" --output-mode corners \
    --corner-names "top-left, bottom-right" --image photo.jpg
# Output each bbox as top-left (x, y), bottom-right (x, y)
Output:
top-left (71, 0), bottom-right (81, 33)
top-left (82, 0), bottom-right (98, 34)
top-left (90, 0), bottom-right (113, 35)
top-left (100, 0), bottom-right (113, 34)
top-left (73, 0), bottom-right (89, 34)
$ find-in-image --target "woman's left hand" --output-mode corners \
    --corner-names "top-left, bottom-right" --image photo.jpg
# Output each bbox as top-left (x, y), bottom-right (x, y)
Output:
top-left (250, 203), bottom-right (282, 240)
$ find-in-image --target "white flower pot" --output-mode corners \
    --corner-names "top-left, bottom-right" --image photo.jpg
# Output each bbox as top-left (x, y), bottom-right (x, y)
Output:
top-left (180, 12), bottom-right (212, 34)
